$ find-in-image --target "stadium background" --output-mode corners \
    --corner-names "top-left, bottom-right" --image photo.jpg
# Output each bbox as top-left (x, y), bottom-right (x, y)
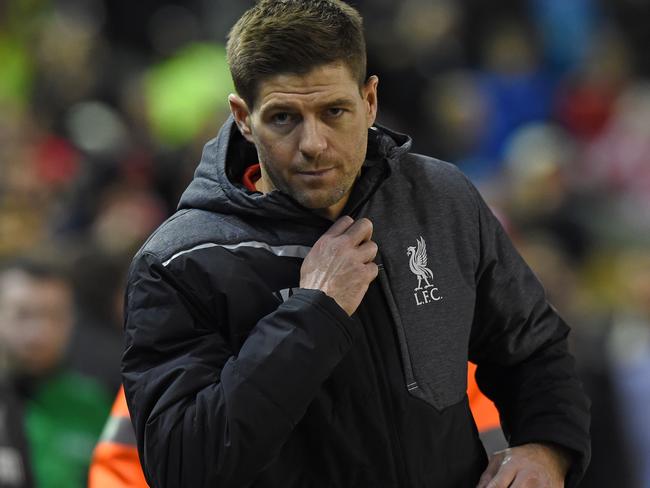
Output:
top-left (0, 0), bottom-right (649, 486)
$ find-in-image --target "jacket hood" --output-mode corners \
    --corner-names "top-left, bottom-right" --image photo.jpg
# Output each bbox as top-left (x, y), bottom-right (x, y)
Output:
top-left (178, 115), bottom-right (412, 224)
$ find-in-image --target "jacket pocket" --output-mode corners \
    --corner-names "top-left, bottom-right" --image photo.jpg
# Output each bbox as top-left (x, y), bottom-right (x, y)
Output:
top-left (377, 265), bottom-right (470, 411)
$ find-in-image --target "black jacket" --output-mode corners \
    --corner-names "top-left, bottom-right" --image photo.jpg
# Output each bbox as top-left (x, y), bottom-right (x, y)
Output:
top-left (122, 117), bottom-right (590, 487)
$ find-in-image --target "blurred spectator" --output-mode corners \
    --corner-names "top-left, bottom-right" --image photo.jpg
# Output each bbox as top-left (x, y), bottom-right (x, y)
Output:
top-left (579, 83), bottom-right (650, 223)
top-left (516, 233), bottom-right (639, 488)
top-left (527, 0), bottom-right (600, 73)
top-left (472, 17), bottom-right (556, 177)
top-left (607, 251), bottom-right (650, 488)
top-left (0, 257), bottom-right (111, 488)
top-left (64, 246), bottom-right (132, 393)
top-left (554, 28), bottom-right (631, 141)
top-left (0, 0), bottom-right (649, 485)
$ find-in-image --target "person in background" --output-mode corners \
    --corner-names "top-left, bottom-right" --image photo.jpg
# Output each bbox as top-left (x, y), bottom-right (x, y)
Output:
top-left (88, 386), bottom-right (148, 488)
top-left (0, 258), bottom-right (111, 488)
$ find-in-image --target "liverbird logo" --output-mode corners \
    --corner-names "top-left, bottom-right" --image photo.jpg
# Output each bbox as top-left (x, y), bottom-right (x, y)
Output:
top-left (407, 237), bottom-right (442, 306)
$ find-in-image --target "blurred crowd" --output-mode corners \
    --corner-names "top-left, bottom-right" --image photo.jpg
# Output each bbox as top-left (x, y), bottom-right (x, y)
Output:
top-left (0, 0), bottom-right (648, 486)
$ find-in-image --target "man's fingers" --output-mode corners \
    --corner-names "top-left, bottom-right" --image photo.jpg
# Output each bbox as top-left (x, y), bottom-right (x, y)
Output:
top-left (476, 470), bottom-right (496, 488)
top-left (356, 240), bottom-right (378, 263)
top-left (323, 215), bottom-right (355, 237)
top-left (485, 468), bottom-right (517, 488)
top-left (365, 261), bottom-right (379, 281)
top-left (478, 444), bottom-right (566, 488)
top-left (476, 453), bottom-right (504, 488)
top-left (509, 474), bottom-right (539, 488)
top-left (343, 217), bottom-right (373, 245)
top-left (476, 474), bottom-right (492, 488)
top-left (485, 454), bottom-right (517, 488)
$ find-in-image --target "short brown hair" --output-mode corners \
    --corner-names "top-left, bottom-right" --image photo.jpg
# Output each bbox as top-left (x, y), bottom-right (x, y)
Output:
top-left (227, 0), bottom-right (367, 109)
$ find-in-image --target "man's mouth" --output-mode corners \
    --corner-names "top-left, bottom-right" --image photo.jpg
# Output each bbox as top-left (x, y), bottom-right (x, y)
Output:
top-left (296, 168), bottom-right (335, 177)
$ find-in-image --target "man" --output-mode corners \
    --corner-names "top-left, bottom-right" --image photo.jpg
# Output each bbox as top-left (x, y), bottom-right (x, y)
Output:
top-left (122, 1), bottom-right (590, 487)
top-left (0, 259), bottom-right (110, 488)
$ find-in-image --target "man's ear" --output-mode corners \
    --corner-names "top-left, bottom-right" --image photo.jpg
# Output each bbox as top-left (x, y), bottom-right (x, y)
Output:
top-left (363, 75), bottom-right (379, 128)
top-left (228, 94), bottom-right (254, 143)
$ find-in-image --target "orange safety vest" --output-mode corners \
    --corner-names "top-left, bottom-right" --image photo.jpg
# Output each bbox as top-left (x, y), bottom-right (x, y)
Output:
top-left (467, 362), bottom-right (501, 432)
top-left (89, 367), bottom-right (500, 487)
top-left (88, 386), bottom-right (149, 488)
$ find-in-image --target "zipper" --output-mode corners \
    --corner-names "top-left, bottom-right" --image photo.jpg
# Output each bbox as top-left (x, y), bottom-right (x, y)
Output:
top-left (376, 263), bottom-right (420, 394)
top-left (372, 259), bottom-right (411, 487)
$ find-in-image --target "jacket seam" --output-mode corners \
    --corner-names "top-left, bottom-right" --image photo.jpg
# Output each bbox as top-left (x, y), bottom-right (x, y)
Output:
top-left (139, 209), bottom-right (193, 253)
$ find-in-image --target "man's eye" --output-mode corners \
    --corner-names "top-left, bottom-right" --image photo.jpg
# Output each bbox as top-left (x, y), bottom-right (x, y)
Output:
top-left (271, 113), bottom-right (293, 125)
top-left (326, 108), bottom-right (345, 117)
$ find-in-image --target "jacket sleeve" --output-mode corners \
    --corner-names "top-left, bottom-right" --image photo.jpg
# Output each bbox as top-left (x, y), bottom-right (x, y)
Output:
top-left (121, 251), bottom-right (355, 488)
top-left (465, 182), bottom-right (591, 488)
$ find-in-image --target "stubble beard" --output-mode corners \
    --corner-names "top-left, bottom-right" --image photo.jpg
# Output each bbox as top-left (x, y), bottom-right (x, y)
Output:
top-left (255, 129), bottom-right (368, 213)
top-left (266, 164), bottom-right (357, 211)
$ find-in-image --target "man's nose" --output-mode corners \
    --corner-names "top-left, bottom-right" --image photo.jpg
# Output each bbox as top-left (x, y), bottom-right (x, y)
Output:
top-left (298, 117), bottom-right (327, 160)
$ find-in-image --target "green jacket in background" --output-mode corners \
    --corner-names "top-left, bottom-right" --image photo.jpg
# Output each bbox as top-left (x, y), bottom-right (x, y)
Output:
top-left (24, 370), bottom-right (111, 488)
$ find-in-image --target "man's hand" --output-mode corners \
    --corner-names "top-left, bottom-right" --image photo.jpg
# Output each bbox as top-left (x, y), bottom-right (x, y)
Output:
top-left (476, 443), bottom-right (571, 488)
top-left (300, 216), bottom-right (378, 316)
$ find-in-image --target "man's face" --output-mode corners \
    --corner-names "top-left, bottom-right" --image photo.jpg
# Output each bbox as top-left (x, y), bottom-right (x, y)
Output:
top-left (0, 271), bottom-right (73, 376)
top-left (230, 62), bottom-right (378, 219)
